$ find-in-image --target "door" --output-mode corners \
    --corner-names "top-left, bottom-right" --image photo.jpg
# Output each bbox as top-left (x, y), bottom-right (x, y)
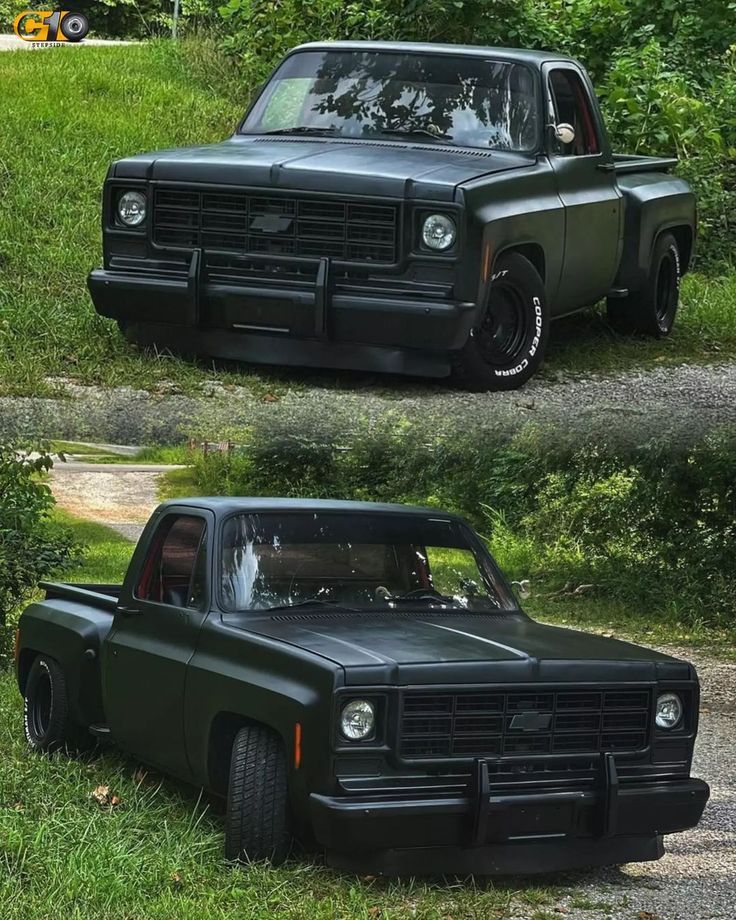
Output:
top-left (102, 510), bottom-right (212, 777)
top-left (544, 64), bottom-right (622, 311)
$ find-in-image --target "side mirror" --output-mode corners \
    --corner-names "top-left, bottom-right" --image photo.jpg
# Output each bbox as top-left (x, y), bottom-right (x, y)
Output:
top-left (511, 579), bottom-right (531, 601)
top-left (554, 122), bottom-right (576, 146)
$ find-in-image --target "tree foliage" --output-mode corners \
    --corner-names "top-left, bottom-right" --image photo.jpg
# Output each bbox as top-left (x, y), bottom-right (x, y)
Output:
top-left (190, 418), bottom-right (736, 627)
top-left (0, 446), bottom-right (78, 659)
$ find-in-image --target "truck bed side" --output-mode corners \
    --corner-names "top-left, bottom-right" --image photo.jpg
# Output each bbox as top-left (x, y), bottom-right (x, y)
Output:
top-left (16, 583), bottom-right (119, 727)
top-left (612, 153), bottom-right (679, 174)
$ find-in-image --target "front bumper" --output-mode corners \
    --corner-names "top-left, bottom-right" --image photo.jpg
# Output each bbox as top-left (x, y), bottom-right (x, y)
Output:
top-left (310, 762), bottom-right (709, 875)
top-left (88, 255), bottom-right (476, 378)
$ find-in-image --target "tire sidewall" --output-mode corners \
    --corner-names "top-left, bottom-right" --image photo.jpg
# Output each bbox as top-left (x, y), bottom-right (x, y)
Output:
top-left (23, 657), bottom-right (67, 752)
top-left (225, 726), bottom-right (291, 865)
top-left (24, 657), bottom-right (52, 750)
top-left (457, 252), bottom-right (550, 390)
top-left (651, 234), bottom-right (681, 337)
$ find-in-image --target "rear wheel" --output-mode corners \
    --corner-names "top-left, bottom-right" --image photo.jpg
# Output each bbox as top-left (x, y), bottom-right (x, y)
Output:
top-left (23, 656), bottom-right (87, 753)
top-left (607, 232), bottom-right (681, 337)
top-left (225, 725), bottom-right (292, 865)
top-left (451, 251), bottom-right (550, 391)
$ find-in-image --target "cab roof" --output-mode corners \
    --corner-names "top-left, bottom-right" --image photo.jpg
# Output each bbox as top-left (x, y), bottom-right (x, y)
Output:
top-left (290, 40), bottom-right (578, 69)
top-left (157, 496), bottom-right (466, 522)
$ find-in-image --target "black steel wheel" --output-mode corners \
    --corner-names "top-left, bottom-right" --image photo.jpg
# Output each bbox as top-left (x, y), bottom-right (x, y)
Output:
top-left (23, 656), bottom-right (85, 753)
top-left (607, 232), bottom-right (681, 338)
top-left (225, 725), bottom-right (292, 866)
top-left (452, 251), bottom-right (550, 391)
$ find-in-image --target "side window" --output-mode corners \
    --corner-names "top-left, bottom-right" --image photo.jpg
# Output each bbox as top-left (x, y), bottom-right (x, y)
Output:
top-left (548, 69), bottom-right (600, 156)
top-left (136, 515), bottom-right (207, 609)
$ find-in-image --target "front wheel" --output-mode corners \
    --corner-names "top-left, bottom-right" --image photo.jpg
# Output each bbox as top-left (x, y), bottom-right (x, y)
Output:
top-left (451, 251), bottom-right (550, 391)
top-left (607, 232), bottom-right (681, 337)
top-left (225, 725), bottom-right (292, 866)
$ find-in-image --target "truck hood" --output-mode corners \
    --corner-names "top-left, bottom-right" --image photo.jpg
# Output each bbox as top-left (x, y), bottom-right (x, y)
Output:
top-left (112, 136), bottom-right (535, 201)
top-left (229, 611), bottom-right (691, 685)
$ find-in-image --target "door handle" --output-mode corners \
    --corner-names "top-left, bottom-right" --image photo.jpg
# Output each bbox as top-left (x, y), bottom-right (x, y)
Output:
top-left (596, 162), bottom-right (615, 172)
top-left (116, 605), bottom-right (141, 617)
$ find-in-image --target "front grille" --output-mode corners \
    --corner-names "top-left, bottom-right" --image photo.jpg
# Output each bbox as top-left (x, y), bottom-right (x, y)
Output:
top-left (152, 187), bottom-right (399, 264)
top-left (399, 687), bottom-right (651, 760)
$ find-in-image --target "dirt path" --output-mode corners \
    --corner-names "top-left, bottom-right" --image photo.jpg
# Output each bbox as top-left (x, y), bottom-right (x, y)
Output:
top-left (48, 460), bottom-right (179, 540)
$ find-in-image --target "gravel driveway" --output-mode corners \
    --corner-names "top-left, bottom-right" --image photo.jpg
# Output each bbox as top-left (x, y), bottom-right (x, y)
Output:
top-left (540, 646), bottom-right (735, 920)
top-left (3, 361), bottom-right (736, 446)
top-left (49, 459), bottom-right (180, 540)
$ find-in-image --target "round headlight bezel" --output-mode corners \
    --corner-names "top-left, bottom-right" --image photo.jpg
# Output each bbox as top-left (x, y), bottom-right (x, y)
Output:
top-left (421, 213), bottom-right (457, 252)
top-left (340, 699), bottom-right (376, 742)
top-left (117, 190), bottom-right (147, 228)
top-left (655, 691), bottom-right (684, 730)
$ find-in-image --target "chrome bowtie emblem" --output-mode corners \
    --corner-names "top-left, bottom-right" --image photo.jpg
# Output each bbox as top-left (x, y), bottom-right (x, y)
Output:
top-left (510, 711), bottom-right (552, 732)
top-left (250, 214), bottom-right (293, 233)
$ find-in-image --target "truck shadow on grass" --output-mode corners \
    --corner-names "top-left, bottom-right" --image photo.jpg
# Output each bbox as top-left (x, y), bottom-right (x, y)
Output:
top-left (137, 306), bottom-right (682, 397)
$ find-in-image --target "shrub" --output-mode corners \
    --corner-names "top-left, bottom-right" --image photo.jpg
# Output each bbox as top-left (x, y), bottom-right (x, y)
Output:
top-left (186, 419), bottom-right (736, 628)
top-left (0, 445), bottom-right (79, 663)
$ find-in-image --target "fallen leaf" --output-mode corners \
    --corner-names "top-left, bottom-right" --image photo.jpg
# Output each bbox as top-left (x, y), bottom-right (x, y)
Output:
top-left (368, 909), bottom-right (381, 918)
top-left (170, 872), bottom-right (183, 887)
top-left (263, 393), bottom-right (280, 403)
top-left (90, 785), bottom-right (122, 807)
top-left (638, 912), bottom-right (660, 920)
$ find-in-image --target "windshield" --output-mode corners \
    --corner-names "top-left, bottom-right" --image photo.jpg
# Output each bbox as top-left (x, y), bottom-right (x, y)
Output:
top-left (220, 512), bottom-right (515, 613)
top-left (242, 50), bottom-right (538, 152)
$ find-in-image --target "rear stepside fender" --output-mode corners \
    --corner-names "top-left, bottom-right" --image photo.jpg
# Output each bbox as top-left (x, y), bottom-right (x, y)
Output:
top-left (17, 601), bottom-right (111, 727)
top-left (614, 173), bottom-right (696, 293)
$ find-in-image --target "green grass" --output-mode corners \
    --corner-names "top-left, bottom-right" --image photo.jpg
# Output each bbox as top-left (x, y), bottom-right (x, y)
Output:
top-left (51, 508), bottom-right (134, 583)
top-left (0, 511), bottom-right (571, 919)
top-left (0, 42), bottom-right (734, 398)
top-left (542, 273), bottom-right (736, 377)
top-left (529, 595), bottom-right (736, 661)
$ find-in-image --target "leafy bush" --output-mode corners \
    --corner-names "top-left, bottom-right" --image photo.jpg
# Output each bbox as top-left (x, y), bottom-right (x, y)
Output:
top-left (187, 419), bottom-right (736, 628)
top-left (0, 0), bottom-right (28, 31)
top-left (0, 446), bottom-right (79, 663)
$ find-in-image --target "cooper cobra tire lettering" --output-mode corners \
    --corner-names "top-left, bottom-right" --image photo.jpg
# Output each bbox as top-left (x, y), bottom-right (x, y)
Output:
top-left (451, 251), bottom-right (550, 391)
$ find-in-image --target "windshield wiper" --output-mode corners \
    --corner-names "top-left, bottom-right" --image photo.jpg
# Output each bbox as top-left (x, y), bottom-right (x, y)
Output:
top-left (377, 127), bottom-right (454, 143)
top-left (266, 598), bottom-right (361, 612)
top-left (388, 588), bottom-right (462, 607)
top-left (257, 126), bottom-right (341, 137)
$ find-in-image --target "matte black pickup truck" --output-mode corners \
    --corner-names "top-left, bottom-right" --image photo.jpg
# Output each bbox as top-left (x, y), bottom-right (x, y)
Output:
top-left (17, 498), bottom-right (708, 874)
top-left (88, 42), bottom-right (696, 390)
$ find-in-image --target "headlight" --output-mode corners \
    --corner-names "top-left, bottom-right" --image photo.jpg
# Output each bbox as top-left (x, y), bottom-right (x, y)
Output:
top-left (117, 190), bottom-right (147, 227)
top-left (422, 213), bottom-right (456, 251)
top-left (340, 699), bottom-right (375, 741)
top-left (656, 692), bottom-right (683, 730)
